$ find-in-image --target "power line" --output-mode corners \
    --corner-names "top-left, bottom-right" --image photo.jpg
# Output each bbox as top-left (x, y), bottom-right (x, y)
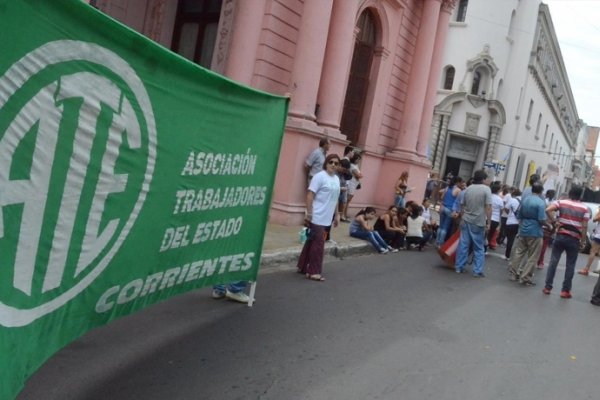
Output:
top-left (490, 138), bottom-right (598, 159)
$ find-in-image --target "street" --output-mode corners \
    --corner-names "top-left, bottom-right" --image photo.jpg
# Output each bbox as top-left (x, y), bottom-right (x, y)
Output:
top-left (19, 248), bottom-right (600, 400)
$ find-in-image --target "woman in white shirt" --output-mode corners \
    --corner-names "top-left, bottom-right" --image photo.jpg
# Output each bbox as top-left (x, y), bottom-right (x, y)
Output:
top-left (504, 188), bottom-right (521, 260)
top-left (406, 205), bottom-right (427, 251)
top-left (297, 153), bottom-right (341, 281)
top-left (487, 182), bottom-right (504, 250)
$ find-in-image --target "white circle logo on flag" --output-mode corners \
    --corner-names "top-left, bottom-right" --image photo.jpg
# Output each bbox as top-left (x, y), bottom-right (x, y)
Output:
top-left (0, 40), bottom-right (156, 327)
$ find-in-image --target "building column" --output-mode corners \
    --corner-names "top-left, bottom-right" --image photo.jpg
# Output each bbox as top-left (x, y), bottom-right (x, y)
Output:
top-left (433, 114), bottom-right (450, 171)
top-left (486, 125), bottom-right (501, 161)
top-left (288, 0), bottom-right (335, 122)
top-left (141, 0), bottom-right (167, 43)
top-left (223, 0), bottom-right (267, 85)
top-left (316, 0), bottom-right (360, 136)
top-left (417, 1), bottom-right (454, 157)
top-left (429, 113), bottom-right (442, 164)
top-left (393, 0), bottom-right (442, 156)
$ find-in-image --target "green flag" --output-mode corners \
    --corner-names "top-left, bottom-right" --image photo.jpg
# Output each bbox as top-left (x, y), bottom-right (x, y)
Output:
top-left (0, 0), bottom-right (287, 398)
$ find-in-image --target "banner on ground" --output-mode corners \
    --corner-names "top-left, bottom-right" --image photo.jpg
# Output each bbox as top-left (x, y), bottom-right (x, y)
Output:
top-left (0, 0), bottom-right (287, 398)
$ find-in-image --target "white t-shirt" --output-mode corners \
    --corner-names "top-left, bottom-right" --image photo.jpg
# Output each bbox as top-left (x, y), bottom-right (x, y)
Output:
top-left (491, 194), bottom-right (504, 222)
top-left (506, 196), bottom-right (521, 225)
top-left (308, 170), bottom-right (340, 226)
top-left (407, 216), bottom-right (425, 237)
top-left (501, 193), bottom-right (512, 218)
top-left (421, 205), bottom-right (431, 224)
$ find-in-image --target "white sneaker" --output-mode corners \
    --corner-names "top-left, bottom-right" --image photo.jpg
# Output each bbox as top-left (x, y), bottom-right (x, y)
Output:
top-left (225, 290), bottom-right (250, 303)
top-left (326, 239), bottom-right (338, 245)
top-left (389, 246), bottom-right (399, 253)
top-left (212, 290), bottom-right (225, 299)
top-left (379, 248), bottom-right (389, 254)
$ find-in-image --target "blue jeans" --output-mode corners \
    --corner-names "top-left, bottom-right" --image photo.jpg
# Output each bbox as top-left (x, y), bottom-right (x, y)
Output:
top-left (395, 195), bottom-right (405, 208)
top-left (436, 207), bottom-right (453, 246)
top-left (455, 222), bottom-right (485, 274)
top-left (544, 234), bottom-right (579, 291)
top-left (350, 230), bottom-right (389, 251)
top-left (213, 281), bottom-right (247, 294)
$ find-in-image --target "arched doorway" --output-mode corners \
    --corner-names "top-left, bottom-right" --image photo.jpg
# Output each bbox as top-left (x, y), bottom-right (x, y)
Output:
top-left (340, 9), bottom-right (376, 145)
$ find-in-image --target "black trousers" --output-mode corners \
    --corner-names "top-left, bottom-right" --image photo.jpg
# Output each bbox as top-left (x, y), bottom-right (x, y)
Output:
top-left (497, 216), bottom-right (508, 244)
top-left (504, 224), bottom-right (519, 259)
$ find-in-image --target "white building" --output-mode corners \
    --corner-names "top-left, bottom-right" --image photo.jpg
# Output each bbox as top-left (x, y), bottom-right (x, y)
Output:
top-left (429, 0), bottom-right (582, 194)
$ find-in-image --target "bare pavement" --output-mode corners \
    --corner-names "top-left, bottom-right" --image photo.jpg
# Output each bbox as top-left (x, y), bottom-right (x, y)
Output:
top-left (19, 223), bottom-right (600, 400)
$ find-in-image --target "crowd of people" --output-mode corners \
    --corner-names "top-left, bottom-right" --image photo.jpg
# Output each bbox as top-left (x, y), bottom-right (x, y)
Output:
top-left (295, 138), bottom-right (600, 308)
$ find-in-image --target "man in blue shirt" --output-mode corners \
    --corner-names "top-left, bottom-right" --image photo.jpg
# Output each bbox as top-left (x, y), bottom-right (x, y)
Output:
top-left (508, 182), bottom-right (547, 286)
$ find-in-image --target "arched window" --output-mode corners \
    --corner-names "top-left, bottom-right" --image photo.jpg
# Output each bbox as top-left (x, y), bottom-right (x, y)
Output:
top-left (443, 66), bottom-right (455, 90)
top-left (456, 0), bottom-right (468, 22)
top-left (535, 113), bottom-right (542, 139)
top-left (471, 70), bottom-right (481, 95)
top-left (172, 0), bottom-right (223, 69)
top-left (341, 9), bottom-right (377, 144)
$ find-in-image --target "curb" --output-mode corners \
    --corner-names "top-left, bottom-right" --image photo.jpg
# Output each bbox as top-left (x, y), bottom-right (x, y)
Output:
top-left (259, 242), bottom-right (374, 272)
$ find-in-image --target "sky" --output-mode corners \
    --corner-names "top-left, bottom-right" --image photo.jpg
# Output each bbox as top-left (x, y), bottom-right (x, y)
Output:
top-left (545, 0), bottom-right (600, 130)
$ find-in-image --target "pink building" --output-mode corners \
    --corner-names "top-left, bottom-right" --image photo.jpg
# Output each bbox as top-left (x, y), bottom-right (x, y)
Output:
top-left (91, 0), bottom-right (455, 225)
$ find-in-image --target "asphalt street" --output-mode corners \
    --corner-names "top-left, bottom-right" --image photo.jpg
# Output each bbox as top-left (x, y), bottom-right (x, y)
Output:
top-left (19, 247), bottom-right (600, 400)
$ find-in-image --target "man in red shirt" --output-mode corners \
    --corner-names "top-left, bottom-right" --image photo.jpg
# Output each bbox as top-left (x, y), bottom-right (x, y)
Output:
top-left (543, 185), bottom-right (589, 299)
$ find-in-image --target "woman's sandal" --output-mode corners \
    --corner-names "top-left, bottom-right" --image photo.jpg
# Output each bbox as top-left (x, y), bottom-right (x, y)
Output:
top-left (306, 274), bottom-right (326, 281)
top-left (577, 269), bottom-right (589, 276)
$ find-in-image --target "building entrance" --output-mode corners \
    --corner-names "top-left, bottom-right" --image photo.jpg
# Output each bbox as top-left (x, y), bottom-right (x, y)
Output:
top-left (445, 157), bottom-right (474, 181)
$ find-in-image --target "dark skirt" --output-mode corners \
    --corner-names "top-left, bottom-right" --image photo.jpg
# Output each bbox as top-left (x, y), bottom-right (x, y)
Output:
top-left (297, 223), bottom-right (328, 276)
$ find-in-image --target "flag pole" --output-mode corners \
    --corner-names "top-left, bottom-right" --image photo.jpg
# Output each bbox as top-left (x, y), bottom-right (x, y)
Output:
top-left (247, 281), bottom-right (257, 307)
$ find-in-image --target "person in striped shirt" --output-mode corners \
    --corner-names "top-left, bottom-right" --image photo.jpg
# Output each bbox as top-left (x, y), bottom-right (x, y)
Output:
top-left (543, 185), bottom-right (589, 299)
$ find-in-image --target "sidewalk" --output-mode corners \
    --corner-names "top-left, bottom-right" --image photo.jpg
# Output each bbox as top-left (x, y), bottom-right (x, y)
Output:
top-left (260, 207), bottom-right (441, 271)
top-left (259, 222), bottom-right (373, 271)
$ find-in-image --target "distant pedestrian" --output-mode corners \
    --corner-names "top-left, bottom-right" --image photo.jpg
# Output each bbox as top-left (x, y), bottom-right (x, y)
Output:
top-left (436, 176), bottom-right (463, 247)
top-left (537, 189), bottom-right (556, 268)
top-left (577, 204), bottom-right (600, 276)
top-left (342, 153), bottom-right (363, 221)
top-left (487, 181), bottom-right (503, 250)
top-left (297, 153), bottom-right (341, 282)
top-left (507, 183), bottom-right (547, 286)
top-left (497, 185), bottom-right (512, 245)
top-left (421, 198), bottom-right (437, 243)
top-left (424, 171), bottom-right (439, 201)
top-left (337, 158), bottom-right (353, 222)
top-left (394, 171), bottom-right (410, 208)
top-left (543, 185), bottom-right (589, 298)
top-left (504, 188), bottom-right (521, 261)
top-left (454, 170), bottom-right (492, 277)
top-left (304, 137), bottom-right (330, 183)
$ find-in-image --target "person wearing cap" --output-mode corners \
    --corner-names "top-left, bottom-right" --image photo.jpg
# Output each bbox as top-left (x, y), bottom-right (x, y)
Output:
top-left (454, 170), bottom-right (492, 277)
